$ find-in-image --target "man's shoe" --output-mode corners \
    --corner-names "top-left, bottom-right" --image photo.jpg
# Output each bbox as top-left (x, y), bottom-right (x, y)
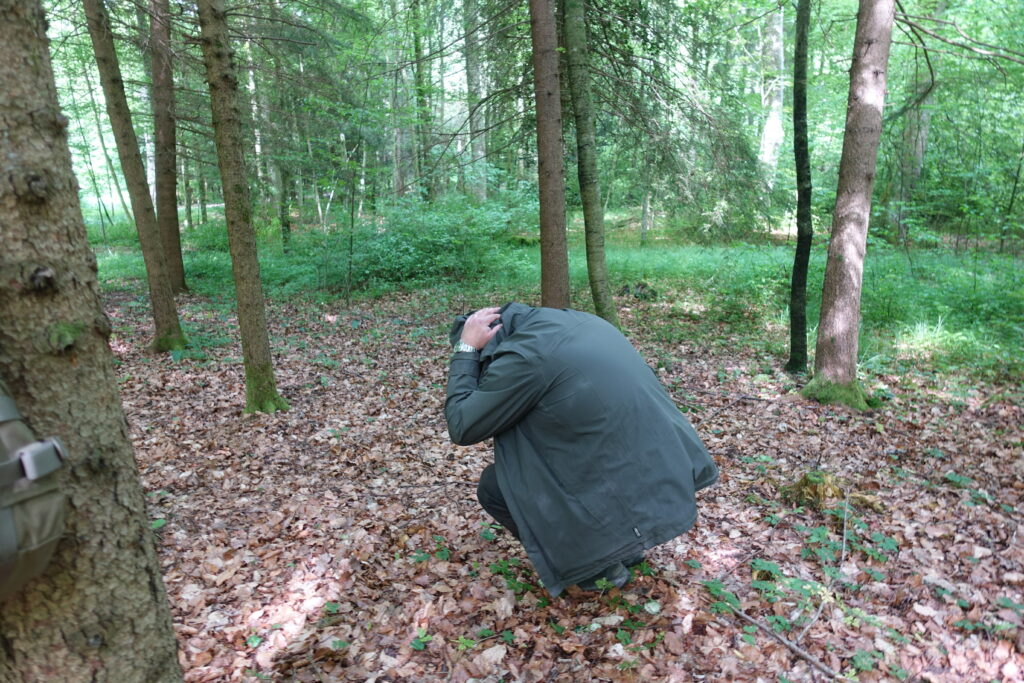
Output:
top-left (577, 562), bottom-right (632, 591)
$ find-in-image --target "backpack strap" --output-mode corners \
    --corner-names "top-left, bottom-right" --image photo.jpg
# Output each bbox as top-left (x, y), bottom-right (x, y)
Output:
top-left (0, 439), bottom-right (66, 487)
top-left (0, 395), bottom-right (21, 424)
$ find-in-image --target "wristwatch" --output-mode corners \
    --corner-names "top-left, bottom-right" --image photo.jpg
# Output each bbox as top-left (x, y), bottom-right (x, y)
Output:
top-left (453, 341), bottom-right (479, 354)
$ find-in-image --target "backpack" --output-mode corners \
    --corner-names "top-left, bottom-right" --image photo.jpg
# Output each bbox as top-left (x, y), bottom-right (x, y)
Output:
top-left (0, 378), bottom-right (68, 602)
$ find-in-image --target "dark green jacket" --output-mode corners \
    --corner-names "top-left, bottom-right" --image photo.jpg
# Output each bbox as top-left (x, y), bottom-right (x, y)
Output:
top-left (445, 303), bottom-right (718, 596)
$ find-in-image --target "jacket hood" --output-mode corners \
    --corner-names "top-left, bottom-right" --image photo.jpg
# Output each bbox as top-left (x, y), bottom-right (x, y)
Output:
top-left (448, 302), bottom-right (536, 359)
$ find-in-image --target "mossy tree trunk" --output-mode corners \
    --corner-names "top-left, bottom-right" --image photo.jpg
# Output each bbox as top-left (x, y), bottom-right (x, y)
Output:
top-left (785, 0), bottom-right (813, 374)
top-left (805, 0), bottom-right (895, 411)
top-left (529, 0), bottom-right (570, 308)
top-left (196, 0), bottom-right (288, 413)
top-left (83, 0), bottom-right (186, 351)
top-left (0, 1), bottom-right (181, 677)
top-left (563, 0), bottom-right (618, 326)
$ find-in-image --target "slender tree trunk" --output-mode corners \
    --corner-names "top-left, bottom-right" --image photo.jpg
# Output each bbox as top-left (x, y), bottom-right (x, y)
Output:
top-left (758, 6), bottom-right (785, 185)
top-left (279, 166), bottom-right (292, 253)
top-left (640, 190), bottom-right (652, 247)
top-left (199, 173), bottom-right (208, 222)
top-left (83, 0), bottom-right (186, 351)
top-left (67, 85), bottom-right (113, 245)
top-left (564, 0), bottom-right (618, 325)
top-left (182, 155), bottom-right (194, 230)
top-left (805, 0), bottom-right (895, 410)
top-left (0, 1), bottom-right (180, 677)
top-left (150, 0), bottom-right (186, 293)
top-left (529, 0), bottom-right (570, 308)
top-left (82, 65), bottom-right (132, 222)
top-left (786, 0), bottom-right (813, 374)
top-left (1001, 135), bottom-right (1023, 253)
top-left (134, 3), bottom-right (156, 200)
top-left (463, 0), bottom-right (486, 201)
top-left (411, 0), bottom-right (433, 198)
top-left (197, 0), bottom-right (288, 413)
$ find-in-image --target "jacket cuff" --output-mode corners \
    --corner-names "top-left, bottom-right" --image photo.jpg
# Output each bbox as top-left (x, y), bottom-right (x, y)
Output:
top-left (449, 353), bottom-right (481, 378)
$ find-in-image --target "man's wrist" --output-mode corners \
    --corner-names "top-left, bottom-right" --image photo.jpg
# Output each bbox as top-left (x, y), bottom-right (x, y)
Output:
top-left (453, 341), bottom-right (479, 354)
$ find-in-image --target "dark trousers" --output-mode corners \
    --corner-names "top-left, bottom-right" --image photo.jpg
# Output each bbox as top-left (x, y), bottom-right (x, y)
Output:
top-left (477, 463), bottom-right (520, 540)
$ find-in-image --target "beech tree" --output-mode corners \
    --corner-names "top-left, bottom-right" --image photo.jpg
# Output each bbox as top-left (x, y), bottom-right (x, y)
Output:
top-left (196, 0), bottom-right (288, 413)
top-left (0, 0), bottom-right (180, 677)
top-left (528, 0), bottom-right (570, 308)
top-left (804, 0), bottom-right (896, 409)
top-left (82, 0), bottom-right (186, 351)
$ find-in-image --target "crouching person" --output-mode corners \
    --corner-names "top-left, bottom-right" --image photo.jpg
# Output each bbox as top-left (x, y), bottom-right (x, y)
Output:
top-left (444, 303), bottom-right (718, 596)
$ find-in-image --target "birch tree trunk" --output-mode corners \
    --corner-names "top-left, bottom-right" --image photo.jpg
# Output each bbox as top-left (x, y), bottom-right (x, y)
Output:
top-left (529, 0), bottom-right (570, 308)
top-left (151, 0), bottom-right (187, 293)
top-left (0, 1), bottom-right (180, 678)
top-left (564, 0), bottom-right (618, 326)
top-left (196, 0), bottom-right (288, 413)
top-left (786, 0), bottom-right (813, 374)
top-left (83, 0), bottom-right (186, 351)
top-left (805, 0), bottom-right (895, 410)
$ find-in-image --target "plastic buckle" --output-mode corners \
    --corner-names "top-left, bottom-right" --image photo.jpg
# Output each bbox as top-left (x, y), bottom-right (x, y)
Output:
top-left (18, 438), bottom-right (65, 480)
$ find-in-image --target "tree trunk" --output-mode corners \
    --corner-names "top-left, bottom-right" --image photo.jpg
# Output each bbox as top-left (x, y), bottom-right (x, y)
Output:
top-left (411, 0), bottom-right (434, 199)
top-left (564, 0), bottom-right (618, 326)
top-left (1001, 135), bottom-right (1023, 253)
top-left (805, 0), bottom-right (895, 410)
top-left (758, 6), bottom-right (785, 186)
top-left (150, 0), bottom-right (187, 293)
top-left (529, 0), bottom-right (570, 308)
top-left (0, 1), bottom-right (181, 678)
top-left (463, 0), bottom-right (487, 201)
top-left (640, 190), bottom-right (652, 247)
top-left (199, 173), bottom-right (208, 222)
top-left (196, 0), bottom-right (288, 413)
top-left (279, 166), bottom-right (293, 253)
top-left (134, 2), bottom-right (156, 200)
top-left (785, 0), bottom-right (813, 374)
top-left (82, 65), bottom-right (132, 223)
top-left (83, 0), bottom-right (186, 351)
top-left (182, 155), bottom-right (194, 230)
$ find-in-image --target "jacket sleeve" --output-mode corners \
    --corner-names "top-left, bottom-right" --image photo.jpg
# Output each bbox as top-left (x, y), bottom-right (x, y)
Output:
top-left (445, 349), bottom-right (547, 446)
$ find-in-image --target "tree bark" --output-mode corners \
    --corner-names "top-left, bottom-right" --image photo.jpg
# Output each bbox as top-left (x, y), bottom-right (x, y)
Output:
top-left (786, 0), bottom-right (813, 374)
top-left (807, 0), bottom-right (895, 409)
top-left (529, 0), bottom-right (570, 308)
top-left (150, 0), bottom-right (187, 293)
top-left (0, 1), bottom-right (181, 678)
top-left (564, 0), bottom-right (618, 326)
top-left (411, 0), bottom-right (434, 198)
top-left (196, 0), bottom-right (288, 413)
top-left (83, 0), bottom-right (186, 351)
top-left (463, 0), bottom-right (487, 201)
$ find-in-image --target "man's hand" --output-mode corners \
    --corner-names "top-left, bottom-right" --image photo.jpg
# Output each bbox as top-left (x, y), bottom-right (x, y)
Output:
top-left (461, 307), bottom-right (503, 350)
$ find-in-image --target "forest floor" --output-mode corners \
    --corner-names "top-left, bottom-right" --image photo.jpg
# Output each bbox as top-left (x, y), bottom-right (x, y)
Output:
top-left (106, 287), bottom-right (1023, 682)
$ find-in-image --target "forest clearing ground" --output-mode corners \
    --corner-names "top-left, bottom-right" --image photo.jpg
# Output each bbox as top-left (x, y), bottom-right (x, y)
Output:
top-left (105, 287), bottom-right (1023, 682)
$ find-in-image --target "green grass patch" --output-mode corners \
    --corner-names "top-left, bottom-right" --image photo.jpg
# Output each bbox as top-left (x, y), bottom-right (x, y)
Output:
top-left (88, 207), bottom-right (1023, 382)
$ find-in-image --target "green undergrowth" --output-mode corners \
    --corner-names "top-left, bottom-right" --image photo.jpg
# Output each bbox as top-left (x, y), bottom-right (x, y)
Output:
top-left (87, 209), bottom-right (1022, 383)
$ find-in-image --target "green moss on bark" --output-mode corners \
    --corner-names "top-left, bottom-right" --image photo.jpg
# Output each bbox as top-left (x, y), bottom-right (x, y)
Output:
top-left (244, 365), bottom-right (289, 414)
top-left (801, 377), bottom-right (870, 411)
top-left (152, 331), bottom-right (187, 352)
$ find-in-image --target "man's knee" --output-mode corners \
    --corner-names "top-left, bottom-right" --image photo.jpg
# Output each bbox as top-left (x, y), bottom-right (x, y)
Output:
top-left (477, 463), bottom-right (500, 509)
